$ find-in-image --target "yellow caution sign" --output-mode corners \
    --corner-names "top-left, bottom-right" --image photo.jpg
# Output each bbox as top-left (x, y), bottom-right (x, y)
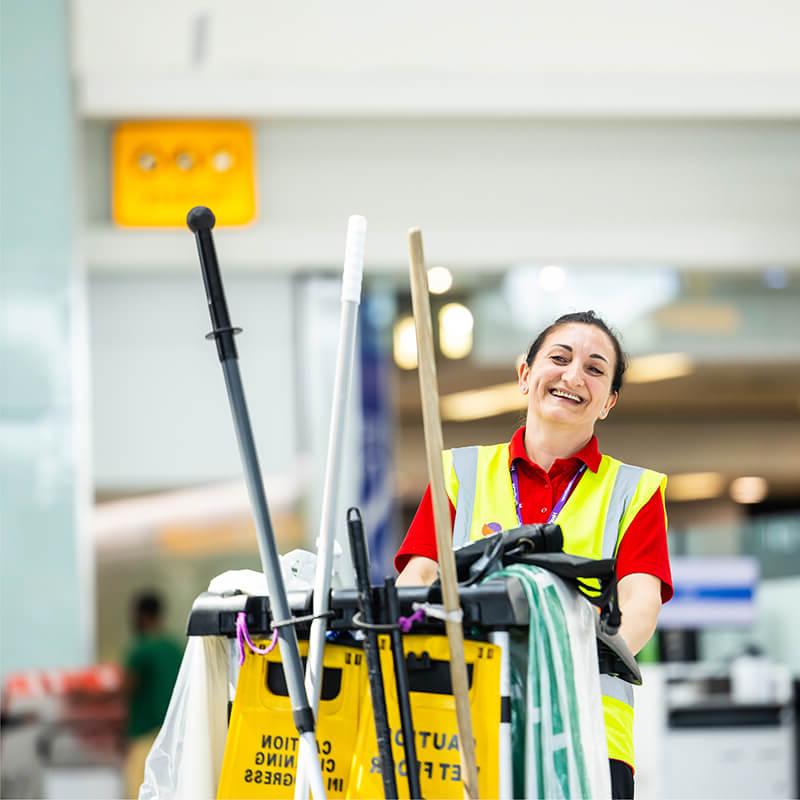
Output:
top-left (347, 635), bottom-right (501, 799)
top-left (217, 640), bottom-right (364, 799)
top-left (112, 120), bottom-right (256, 227)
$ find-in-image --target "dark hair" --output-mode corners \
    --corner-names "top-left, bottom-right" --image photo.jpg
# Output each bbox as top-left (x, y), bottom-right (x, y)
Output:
top-left (134, 591), bottom-right (163, 620)
top-left (524, 310), bottom-right (627, 394)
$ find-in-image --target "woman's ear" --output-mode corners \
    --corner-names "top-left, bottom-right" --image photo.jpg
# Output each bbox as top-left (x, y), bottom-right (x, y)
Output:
top-left (517, 359), bottom-right (530, 394)
top-left (599, 391), bottom-right (618, 420)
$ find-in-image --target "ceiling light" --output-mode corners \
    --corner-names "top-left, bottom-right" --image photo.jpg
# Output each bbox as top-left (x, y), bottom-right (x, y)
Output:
top-left (427, 266), bottom-right (453, 295)
top-left (393, 316), bottom-right (417, 370)
top-left (626, 353), bottom-right (693, 384)
top-left (439, 303), bottom-right (473, 360)
top-left (730, 476), bottom-right (768, 504)
top-left (441, 382), bottom-right (523, 421)
top-left (538, 265), bottom-right (566, 292)
top-left (666, 472), bottom-right (725, 502)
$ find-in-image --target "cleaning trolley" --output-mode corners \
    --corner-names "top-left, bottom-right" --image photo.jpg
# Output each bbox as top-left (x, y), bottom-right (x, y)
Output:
top-left (139, 209), bottom-right (642, 800)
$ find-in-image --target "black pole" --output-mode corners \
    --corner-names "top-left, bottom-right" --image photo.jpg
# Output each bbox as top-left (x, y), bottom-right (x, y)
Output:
top-left (189, 206), bottom-right (240, 363)
top-left (186, 207), bottom-right (325, 797)
top-left (384, 577), bottom-right (423, 799)
top-left (346, 509), bottom-right (397, 799)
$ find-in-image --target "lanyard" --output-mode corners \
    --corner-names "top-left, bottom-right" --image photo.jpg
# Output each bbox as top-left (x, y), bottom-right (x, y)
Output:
top-left (510, 461), bottom-right (587, 525)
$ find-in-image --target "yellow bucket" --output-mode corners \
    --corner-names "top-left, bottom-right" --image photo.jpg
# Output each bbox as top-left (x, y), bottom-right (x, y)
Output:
top-left (347, 635), bottom-right (501, 799)
top-left (217, 640), bottom-right (364, 798)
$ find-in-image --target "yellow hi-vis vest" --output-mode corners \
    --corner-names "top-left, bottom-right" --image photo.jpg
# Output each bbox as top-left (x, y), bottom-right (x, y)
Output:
top-left (441, 443), bottom-right (667, 768)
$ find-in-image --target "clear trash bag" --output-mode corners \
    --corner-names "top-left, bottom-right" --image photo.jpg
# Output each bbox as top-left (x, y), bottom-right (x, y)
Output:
top-left (140, 552), bottom-right (331, 800)
top-left (139, 636), bottom-right (229, 800)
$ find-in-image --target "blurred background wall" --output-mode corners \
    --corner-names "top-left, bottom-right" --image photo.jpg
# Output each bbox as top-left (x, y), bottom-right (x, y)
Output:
top-left (2, 2), bottom-right (800, 798)
top-left (1, 0), bottom-right (93, 677)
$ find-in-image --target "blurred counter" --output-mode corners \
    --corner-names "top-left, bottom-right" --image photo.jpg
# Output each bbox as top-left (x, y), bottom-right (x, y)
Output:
top-left (634, 662), bottom-right (798, 800)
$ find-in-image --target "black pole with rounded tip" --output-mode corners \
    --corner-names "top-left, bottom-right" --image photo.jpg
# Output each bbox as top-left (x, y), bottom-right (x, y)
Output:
top-left (186, 207), bottom-right (326, 799)
top-left (187, 206), bottom-right (239, 363)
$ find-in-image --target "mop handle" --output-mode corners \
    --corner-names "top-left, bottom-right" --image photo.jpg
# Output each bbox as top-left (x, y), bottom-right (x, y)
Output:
top-left (296, 215), bottom-right (366, 800)
top-left (384, 577), bottom-right (424, 799)
top-left (341, 214), bottom-right (367, 304)
top-left (187, 206), bottom-right (240, 362)
top-left (347, 508), bottom-right (398, 800)
top-left (408, 228), bottom-right (478, 800)
top-left (187, 206), bottom-right (327, 800)
top-left (307, 212), bottom-right (368, 704)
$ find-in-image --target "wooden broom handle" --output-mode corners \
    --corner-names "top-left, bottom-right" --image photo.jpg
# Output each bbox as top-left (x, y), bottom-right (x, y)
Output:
top-left (408, 228), bottom-right (479, 800)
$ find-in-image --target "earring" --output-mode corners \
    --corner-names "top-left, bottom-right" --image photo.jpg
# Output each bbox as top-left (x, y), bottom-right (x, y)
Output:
top-left (521, 385), bottom-right (528, 394)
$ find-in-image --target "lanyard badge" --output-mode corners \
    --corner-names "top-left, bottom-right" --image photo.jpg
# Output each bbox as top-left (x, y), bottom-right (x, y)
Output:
top-left (510, 462), bottom-right (587, 525)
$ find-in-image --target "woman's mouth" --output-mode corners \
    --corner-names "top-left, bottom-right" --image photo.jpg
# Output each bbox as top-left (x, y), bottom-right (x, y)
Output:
top-left (549, 388), bottom-right (584, 404)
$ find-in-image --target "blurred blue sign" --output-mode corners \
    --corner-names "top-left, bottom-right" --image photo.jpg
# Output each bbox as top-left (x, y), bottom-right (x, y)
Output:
top-left (658, 556), bottom-right (759, 629)
top-left (358, 294), bottom-right (397, 581)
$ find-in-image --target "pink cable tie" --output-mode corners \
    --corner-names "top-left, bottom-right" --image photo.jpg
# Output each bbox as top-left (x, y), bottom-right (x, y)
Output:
top-left (397, 607), bottom-right (426, 633)
top-left (236, 611), bottom-right (278, 665)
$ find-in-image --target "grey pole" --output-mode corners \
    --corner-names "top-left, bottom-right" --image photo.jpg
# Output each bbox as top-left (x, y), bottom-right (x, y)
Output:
top-left (187, 206), bottom-right (327, 800)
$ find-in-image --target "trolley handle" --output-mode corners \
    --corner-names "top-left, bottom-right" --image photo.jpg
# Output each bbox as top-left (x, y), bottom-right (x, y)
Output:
top-left (187, 205), bottom-right (240, 362)
top-left (346, 508), bottom-right (371, 598)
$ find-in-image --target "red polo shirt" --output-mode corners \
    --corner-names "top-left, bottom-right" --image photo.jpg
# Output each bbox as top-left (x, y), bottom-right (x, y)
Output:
top-left (395, 427), bottom-right (673, 602)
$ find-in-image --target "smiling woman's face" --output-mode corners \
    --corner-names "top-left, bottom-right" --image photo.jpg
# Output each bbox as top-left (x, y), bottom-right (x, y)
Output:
top-left (518, 322), bottom-right (619, 429)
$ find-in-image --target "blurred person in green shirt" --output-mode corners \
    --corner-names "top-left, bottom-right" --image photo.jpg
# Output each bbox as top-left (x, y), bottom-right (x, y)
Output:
top-left (123, 591), bottom-right (183, 799)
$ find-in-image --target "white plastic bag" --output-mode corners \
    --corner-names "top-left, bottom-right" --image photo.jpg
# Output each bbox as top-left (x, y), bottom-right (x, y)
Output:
top-left (140, 551), bottom-right (330, 800)
top-left (138, 636), bottom-right (229, 800)
top-left (206, 545), bottom-right (343, 596)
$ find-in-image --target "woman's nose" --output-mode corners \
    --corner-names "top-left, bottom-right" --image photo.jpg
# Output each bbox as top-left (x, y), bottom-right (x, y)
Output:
top-left (563, 361), bottom-right (584, 385)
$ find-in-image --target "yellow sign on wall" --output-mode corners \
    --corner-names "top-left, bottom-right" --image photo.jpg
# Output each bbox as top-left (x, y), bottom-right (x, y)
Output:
top-left (112, 121), bottom-right (256, 227)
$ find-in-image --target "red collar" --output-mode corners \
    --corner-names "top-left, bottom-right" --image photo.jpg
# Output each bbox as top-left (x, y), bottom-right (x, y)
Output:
top-left (508, 426), bottom-right (602, 473)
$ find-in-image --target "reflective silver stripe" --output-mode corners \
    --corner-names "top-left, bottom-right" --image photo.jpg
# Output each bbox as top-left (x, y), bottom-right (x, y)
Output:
top-left (600, 674), bottom-right (634, 707)
top-left (602, 463), bottom-right (646, 559)
top-left (451, 446), bottom-right (479, 549)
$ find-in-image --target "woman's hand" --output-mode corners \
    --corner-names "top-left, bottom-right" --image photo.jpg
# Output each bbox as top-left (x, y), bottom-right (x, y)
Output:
top-left (616, 573), bottom-right (663, 655)
top-left (396, 555), bottom-right (439, 587)
top-left (396, 559), bottom-right (662, 655)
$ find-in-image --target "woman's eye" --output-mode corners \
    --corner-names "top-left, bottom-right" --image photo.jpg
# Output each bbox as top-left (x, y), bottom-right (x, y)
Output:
top-left (589, 366), bottom-right (603, 375)
top-left (551, 355), bottom-right (568, 364)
